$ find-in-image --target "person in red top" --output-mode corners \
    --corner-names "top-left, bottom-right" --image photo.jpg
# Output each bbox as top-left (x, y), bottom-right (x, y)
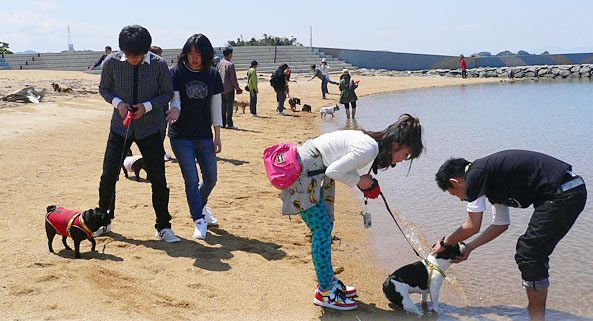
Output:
top-left (460, 55), bottom-right (468, 79)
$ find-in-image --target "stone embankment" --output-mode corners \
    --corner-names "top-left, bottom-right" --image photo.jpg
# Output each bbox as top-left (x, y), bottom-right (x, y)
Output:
top-left (353, 64), bottom-right (593, 79)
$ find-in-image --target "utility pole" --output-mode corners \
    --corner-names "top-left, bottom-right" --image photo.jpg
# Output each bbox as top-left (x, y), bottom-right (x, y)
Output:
top-left (309, 26), bottom-right (313, 49)
top-left (67, 25), bottom-right (74, 52)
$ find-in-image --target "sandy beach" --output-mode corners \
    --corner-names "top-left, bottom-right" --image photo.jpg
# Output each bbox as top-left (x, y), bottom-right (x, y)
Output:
top-left (0, 70), bottom-right (504, 320)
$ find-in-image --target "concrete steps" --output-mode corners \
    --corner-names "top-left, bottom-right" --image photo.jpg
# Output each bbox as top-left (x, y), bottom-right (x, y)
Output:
top-left (0, 46), bottom-right (355, 74)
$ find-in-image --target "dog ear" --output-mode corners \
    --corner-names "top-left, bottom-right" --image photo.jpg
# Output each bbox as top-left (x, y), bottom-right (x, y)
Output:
top-left (47, 205), bottom-right (57, 213)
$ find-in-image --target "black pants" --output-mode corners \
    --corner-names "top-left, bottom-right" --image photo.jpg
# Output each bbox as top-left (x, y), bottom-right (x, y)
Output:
top-left (461, 69), bottom-right (467, 78)
top-left (221, 91), bottom-right (235, 127)
top-left (515, 183), bottom-right (587, 282)
top-left (344, 101), bottom-right (357, 109)
top-left (98, 131), bottom-right (172, 231)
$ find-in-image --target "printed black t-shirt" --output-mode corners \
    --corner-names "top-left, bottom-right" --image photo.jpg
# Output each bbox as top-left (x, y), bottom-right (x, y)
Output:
top-left (465, 150), bottom-right (571, 208)
top-left (169, 64), bottom-right (224, 139)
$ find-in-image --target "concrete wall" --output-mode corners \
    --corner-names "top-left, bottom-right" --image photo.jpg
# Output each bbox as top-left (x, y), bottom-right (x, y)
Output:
top-left (314, 47), bottom-right (593, 71)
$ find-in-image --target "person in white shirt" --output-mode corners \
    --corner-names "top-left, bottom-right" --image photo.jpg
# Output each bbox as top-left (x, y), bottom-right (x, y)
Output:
top-left (280, 114), bottom-right (424, 310)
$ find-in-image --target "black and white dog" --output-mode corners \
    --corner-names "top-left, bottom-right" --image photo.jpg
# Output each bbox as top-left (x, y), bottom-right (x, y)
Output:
top-left (319, 104), bottom-right (340, 118)
top-left (382, 242), bottom-right (465, 315)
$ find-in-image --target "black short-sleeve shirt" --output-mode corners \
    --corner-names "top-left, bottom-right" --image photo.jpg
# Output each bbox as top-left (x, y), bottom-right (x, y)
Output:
top-left (465, 150), bottom-right (571, 208)
top-left (168, 64), bottom-right (224, 139)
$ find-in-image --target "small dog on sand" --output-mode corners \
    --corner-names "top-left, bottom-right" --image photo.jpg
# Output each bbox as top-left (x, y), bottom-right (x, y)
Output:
top-left (121, 149), bottom-right (149, 182)
top-left (301, 104), bottom-right (312, 112)
top-left (320, 105), bottom-right (340, 118)
top-left (51, 83), bottom-right (73, 93)
top-left (234, 100), bottom-right (249, 114)
top-left (45, 206), bottom-right (111, 258)
top-left (288, 97), bottom-right (301, 111)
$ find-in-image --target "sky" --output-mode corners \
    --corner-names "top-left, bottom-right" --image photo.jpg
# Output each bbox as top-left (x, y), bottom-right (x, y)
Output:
top-left (2, 0), bottom-right (593, 55)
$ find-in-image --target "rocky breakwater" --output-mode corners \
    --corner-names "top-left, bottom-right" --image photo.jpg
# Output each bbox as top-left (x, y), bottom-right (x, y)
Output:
top-left (352, 64), bottom-right (593, 80)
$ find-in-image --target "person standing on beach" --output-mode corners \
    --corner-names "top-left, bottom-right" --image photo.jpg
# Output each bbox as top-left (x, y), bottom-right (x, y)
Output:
top-left (96, 25), bottom-right (180, 243)
top-left (460, 55), bottom-right (468, 79)
top-left (86, 46), bottom-right (112, 72)
top-left (433, 150), bottom-right (587, 321)
top-left (339, 69), bottom-right (359, 119)
top-left (270, 63), bottom-right (289, 116)
top-left (168, 34), bottom-right (224, 240)
top-left (308, 64), bottom-right (339, 99)
top-left (247, 60), bottom-right (258, 116)
top-left (279, 114), bottom-right (424, 310)
top-left (217, 47), bottom-right (242, 130)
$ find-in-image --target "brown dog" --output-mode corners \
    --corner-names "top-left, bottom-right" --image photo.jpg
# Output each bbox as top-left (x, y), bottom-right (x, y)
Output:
top-left (234, 100), bottom-right (249, 114)
top-left (51, 83), bottom-right (73, 93)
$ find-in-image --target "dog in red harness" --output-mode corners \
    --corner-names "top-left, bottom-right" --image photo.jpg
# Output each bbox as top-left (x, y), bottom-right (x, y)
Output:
top-left (45, 205), bottom-right (111, 258)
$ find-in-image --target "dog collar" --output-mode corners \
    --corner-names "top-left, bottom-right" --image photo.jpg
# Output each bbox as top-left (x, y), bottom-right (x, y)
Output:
top-left (77, 214), bottom-right (94, 237)
top-left (424, 259), bottom-right (446, 288)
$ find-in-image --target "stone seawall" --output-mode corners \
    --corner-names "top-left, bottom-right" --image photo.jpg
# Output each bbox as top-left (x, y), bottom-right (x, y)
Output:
top-left (353, 64), bottom-right (593, 79)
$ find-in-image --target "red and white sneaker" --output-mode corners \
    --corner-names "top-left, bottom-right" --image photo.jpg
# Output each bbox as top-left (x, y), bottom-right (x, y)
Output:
top-left (333, 278), bottom-right (357, 298)
top-left (313, 286), bottom-right (358, 310)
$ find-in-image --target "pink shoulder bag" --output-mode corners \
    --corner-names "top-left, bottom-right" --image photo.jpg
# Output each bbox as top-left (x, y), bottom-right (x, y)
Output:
top-left (263, 143), bottom-right (302, 190)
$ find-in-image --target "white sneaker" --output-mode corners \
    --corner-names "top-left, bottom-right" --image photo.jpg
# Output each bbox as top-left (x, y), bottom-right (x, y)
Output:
top-left (202, 207), bottom-right (219, 227)
top-left (156, 228), bottom-right (180, 243)
top-left (163, 153), bottom-right (173, 162)
top-left (93, 223), bottom-right (112, 237)
top-left (278, 110), bottom-right (288, 116)
top-left (193, 219), bottom-right (208, 239)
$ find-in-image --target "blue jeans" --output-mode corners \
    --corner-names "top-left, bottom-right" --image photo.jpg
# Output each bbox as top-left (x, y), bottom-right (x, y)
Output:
top-left (170, 137), bottom-right (218, 221)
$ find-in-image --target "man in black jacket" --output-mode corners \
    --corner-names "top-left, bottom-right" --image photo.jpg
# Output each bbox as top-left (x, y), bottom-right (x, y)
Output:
top-left (433, 150), bottom-right (587, 321)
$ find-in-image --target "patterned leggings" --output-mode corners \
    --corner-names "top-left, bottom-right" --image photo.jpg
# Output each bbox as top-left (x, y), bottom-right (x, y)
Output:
top-left (300, 202), bottom-right (334, 290)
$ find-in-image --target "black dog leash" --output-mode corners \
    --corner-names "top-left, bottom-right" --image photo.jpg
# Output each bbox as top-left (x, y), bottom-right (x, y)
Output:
top-left (373, 191), bottom-right (422, 258)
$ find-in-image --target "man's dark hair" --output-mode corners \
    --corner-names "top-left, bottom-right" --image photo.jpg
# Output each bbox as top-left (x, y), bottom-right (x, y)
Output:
top-left (118, 25), bottom-right (151, 56)
top-left (435, 158), bottom-right (471, 191)
top-left (222, 47), bottom-right (233, 57)
top-left (105, 46), bottom-right (112, 51)
top-left (279, 63), bottom-right (288, 70)
top-left (177, 34), bottom-right (214, 68)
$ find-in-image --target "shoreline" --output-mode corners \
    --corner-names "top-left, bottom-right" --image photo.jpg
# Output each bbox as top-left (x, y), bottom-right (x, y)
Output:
top-left (0, 70), bottom-right (503, 320)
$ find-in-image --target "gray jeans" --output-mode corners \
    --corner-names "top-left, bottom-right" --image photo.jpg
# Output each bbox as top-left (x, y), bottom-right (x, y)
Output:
top-left (276, 90), bottom-right (286, 112)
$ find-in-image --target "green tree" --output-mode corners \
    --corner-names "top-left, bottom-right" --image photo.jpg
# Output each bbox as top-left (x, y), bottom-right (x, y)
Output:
top-left (0, 41), bottom-right (13, 54)
top-left (227, 34), bottom-right (302, 47)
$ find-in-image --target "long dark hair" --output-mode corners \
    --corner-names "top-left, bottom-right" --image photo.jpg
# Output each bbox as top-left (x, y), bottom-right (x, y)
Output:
top-left (363, 113), bottom-right (424, 173)
top-left (177, 34), bottom-right (214, 68)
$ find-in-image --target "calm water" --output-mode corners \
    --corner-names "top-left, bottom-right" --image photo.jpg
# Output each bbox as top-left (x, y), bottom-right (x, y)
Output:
top-left (321, 80), bottom-right (593, 320)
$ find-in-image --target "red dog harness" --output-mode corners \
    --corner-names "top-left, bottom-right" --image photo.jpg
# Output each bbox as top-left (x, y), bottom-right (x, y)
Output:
top-left (46, 207), bottom-right (93, 238)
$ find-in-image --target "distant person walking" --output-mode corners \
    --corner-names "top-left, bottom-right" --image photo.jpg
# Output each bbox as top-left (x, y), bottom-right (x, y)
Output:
top-left (86, 46), bottom-right (112, 72)
top-left (339, 69), bottom-right (359, 119)
top-left (247, 60), bottom-right (258, 116)
top-left (460, 55), bottom-right (468, 79)
top-left (309, 64), bottom-right (339, 99)
top-left (320, 58), bottom-right (339, 97)
top-left (217, 47), bottom-right (242, 130)
top-left (270, 63), bottom-right (289, 116)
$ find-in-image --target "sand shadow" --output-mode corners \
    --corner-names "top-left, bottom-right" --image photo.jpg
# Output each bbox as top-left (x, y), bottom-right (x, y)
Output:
top-left (53, 248), bottom-right (124, 261)
top-left (216, 156), bottom-right (250, 166)
top-left (107, 229), bottom-right (286, 272)
top-left (124, 176), bottom-right (150, 183)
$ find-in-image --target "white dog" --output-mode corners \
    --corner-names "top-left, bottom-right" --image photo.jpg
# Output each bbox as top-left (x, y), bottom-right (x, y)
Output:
top-left (319, 104), bottom-right (340, 118)
top-left (382, 242), bottom-right (465, 315)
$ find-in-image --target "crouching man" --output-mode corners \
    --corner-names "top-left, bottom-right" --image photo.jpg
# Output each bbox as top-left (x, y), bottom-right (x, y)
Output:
top-left (432, 150), bottom-right (586, 321)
